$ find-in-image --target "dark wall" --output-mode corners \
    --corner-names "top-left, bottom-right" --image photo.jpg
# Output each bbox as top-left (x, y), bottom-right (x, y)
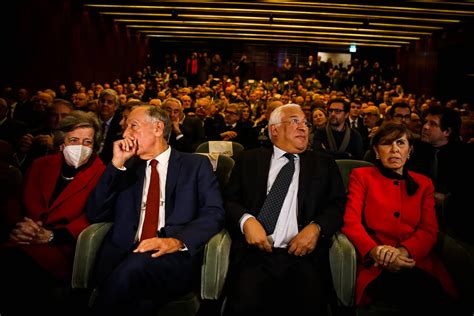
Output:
top-left (398, 24), bottom-right (474, 105)
top-left (1, 0), bottom-right (150, 92)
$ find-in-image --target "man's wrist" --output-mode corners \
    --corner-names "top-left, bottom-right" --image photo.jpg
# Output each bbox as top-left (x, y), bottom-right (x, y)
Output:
top-left (112, 159), bottom-right (126, 170)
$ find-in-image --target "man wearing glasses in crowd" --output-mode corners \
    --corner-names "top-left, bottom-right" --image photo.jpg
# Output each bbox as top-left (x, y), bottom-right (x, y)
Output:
top-left (312, 98), bottom-right (364, 159)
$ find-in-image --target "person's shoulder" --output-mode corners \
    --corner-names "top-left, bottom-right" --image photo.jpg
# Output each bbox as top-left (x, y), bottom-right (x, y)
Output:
top-left (239, 147), bottom-right (271, 159)
top-left (33, 152), bottom-right (62, 166)
top-left (175, 150), bottom-right (212, 166)
top-left (184, 115), bottom-right (201, 124)
top-left (408, 170), bottom-right (432, 184)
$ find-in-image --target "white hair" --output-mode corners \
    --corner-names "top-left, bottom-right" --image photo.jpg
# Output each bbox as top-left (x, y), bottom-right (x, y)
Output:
top-left (268, 103), bottom-right (302, 141)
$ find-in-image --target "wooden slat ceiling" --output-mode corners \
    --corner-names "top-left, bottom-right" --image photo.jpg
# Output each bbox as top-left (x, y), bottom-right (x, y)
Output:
top-left (84, 1), bottom-right (474, 49)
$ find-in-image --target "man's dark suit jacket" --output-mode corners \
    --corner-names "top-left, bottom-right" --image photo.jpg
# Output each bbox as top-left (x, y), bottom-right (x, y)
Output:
top-left (99, 112), bottom-right (123, 164)
top-left (224, 147), bottom-right (346, 262)
top-left (86, 149), bottom-right (225, 282)
top-left (168, 116), bottom-right (205, 152)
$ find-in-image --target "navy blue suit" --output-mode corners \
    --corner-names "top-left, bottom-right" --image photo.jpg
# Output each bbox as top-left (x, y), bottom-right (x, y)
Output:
top-left (86, 149), bottom-right (225, 314)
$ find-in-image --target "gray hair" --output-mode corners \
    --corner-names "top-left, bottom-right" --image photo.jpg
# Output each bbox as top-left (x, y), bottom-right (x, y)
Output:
top-left (162, 97), bottom-right (182, 109)
top-left (132, 105), bottom-right (172, 141)
top-left (54, 110), bottom-right (102, 151)
top-left (268, 103), bottom-right (302, 141)
top-left (99, 88), bottom-right (119, 105)
top-left (50, 98), bottom-right (74, 112)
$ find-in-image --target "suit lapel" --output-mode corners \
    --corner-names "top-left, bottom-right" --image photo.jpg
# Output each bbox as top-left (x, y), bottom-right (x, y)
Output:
top-left (165, 148), bottom-right (181, 219)
top-left (256, 148), bottom-right (272, 207)
top-left (297, 151), bottom-right (312, 219)
top-left (133, 159), bottom-right (147, 217)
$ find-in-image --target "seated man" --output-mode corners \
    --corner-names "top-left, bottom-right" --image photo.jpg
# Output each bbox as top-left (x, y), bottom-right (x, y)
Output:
top-left (312, 98), bottom-right (364, 160)
top-left (86, 105), bottom-right (225, 314)
top-left (162, 97), bottom-right (204, 152)
top-left (223, 103), bottom-right (346, 316)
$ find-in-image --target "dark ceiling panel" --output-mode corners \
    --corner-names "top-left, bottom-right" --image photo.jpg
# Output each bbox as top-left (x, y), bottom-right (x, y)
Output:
top-left (84, 1), bottom-right (474, 49)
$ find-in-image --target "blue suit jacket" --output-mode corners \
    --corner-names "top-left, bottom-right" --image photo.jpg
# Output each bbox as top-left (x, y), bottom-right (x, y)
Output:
top-left (86, 149), bottom-right (225, 280)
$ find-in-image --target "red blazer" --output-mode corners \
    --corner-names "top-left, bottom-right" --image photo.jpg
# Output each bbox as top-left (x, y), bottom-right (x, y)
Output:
top-left (342, 166), bottom-right (457, 305)
top-left (3, 153), bottom-right (105, 281)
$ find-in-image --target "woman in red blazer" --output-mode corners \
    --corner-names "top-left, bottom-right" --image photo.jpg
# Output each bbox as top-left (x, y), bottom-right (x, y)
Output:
top-left (342, 122), bottom-right (459, 314)
top-left (0, 110), bottom-right (105, 314)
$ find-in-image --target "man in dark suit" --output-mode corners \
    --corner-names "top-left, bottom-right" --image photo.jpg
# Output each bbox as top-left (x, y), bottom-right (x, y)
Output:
top-left (223, 103), bottom-right (346, 316)
top-left (162, 97), bottom-right (204, 152)
top-left (86, 105), bottom-right (225, 314)
top-left (97, 89), bottom-right (123, 164)
top-left (217, 103), bottom-right (255, 149)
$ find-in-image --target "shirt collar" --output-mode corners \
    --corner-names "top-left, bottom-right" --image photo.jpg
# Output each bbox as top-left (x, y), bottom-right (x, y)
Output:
top-left (147, 145), bottom-right (171, 168)
top-left (272, 145), bottom-right (299, 161)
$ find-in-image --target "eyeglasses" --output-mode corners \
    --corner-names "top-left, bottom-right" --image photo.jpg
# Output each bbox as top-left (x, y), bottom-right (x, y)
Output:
top-left (100, 99), bottom-right (115, 105)
top-left (328, 108), bottom-right (345, 114)
top-left (225, 110), bottom-right (239, 116)
top-left (276, 118), bottom-right (310, 128)
top-left (393, 114), bottom-right (411, 120)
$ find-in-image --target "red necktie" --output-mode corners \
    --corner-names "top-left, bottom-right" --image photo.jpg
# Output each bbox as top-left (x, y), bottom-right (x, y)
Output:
top-left (140, 159), bottom-right (160, 241)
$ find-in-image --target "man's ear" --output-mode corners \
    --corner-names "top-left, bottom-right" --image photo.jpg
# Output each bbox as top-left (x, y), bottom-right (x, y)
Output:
top-left (60, 144), bottom-right (65, 151)
top-left (443, 127), bottom-right (452, 138)
top-left (269, 124), bottom-right (278, 139)
top-left (154, 120), bottom-right (165, 137)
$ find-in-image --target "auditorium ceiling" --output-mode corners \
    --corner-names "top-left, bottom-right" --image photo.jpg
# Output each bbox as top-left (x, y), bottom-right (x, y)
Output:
top-left (83, 1), bottom-right (474, 49)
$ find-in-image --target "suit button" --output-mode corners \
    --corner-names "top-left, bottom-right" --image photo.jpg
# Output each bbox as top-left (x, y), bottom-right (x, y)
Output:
top-left (394, 181), bottom-right (399, 185)
top-left (394, 211), bottom-right (400, 218)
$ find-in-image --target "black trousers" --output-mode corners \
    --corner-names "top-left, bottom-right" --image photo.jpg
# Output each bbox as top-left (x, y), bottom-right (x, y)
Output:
top-left (92, 251), bottom-right (199, 316)
top-left (364, 267), bottom-right (462, 315)
top-left (223, 247), bottom-right (331, 316)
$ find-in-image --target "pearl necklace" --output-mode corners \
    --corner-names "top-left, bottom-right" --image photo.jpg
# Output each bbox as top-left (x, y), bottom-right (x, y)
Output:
top-left (61, 173), bottom-right (75, 181)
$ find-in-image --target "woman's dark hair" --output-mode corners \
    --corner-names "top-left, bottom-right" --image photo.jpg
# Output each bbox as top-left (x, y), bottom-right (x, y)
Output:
top-left (371, 121), bottom-right (413, 148)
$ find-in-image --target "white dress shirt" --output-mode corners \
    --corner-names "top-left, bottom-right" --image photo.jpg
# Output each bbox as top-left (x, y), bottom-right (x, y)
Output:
top-left (135, 146), bottom-right (171, 242)
top-left (240, 146), bottom-right (300, 248)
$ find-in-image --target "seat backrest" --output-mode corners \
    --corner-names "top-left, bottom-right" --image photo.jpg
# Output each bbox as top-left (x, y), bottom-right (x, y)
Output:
top-left (195, 153), bottom-right (235, 190)
top-left (195, 141), bottom-right (244, 157)
top-left (330, 159), bottom-right (373, 307)
top-left (335, 159), bottom-right (373, 192)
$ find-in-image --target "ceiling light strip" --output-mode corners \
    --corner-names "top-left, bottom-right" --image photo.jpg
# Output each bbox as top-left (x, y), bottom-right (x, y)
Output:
top-left (115, 19), bottom-right (430, 35)
top-left (126, 24), bottom-right (419, 40)
top-left (100, 11), bottom-right (363, 25)
top-left (140, 30), bottom-right (410, 44)
top-left (85, 4), bottom-right (460, 23)
top-left (257, 1), bottom-right (474, 16)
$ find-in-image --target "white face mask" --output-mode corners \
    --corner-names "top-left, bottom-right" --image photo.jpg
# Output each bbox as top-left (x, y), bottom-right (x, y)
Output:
top-left (63, 145), bottom-right (93, 169)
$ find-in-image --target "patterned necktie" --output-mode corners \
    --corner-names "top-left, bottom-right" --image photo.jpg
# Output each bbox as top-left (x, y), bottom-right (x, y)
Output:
top-left (141, 159), bottom-right (160, 241)
top-left (258, 153), bottom-right (295, 235)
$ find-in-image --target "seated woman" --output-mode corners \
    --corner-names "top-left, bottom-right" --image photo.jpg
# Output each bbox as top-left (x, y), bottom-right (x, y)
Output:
top-left (309, 107), bottom-right (328, 149)
top-left (342, 122), bottom-right (459, 315)
top-left (0, 110), bottom-right (106, 314)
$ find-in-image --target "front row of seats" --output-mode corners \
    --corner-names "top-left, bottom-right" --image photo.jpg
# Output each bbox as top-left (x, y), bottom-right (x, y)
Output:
top-left (71, 158), bottom-right (472, 315)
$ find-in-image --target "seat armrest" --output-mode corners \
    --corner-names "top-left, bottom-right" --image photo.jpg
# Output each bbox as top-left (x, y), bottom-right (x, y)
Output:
top-left (329, 231), bottom-right (356, 307)
top-left (71, 222), bottom-right (113, 289)
top-left (200, 229), bottom-right (232, 300)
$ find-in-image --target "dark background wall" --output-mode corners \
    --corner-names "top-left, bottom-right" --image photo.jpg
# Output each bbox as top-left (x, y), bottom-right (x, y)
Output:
top-left (1, 0), bottom-right (150, 92)
top-left (1, 0), bottom-right (472, 105)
